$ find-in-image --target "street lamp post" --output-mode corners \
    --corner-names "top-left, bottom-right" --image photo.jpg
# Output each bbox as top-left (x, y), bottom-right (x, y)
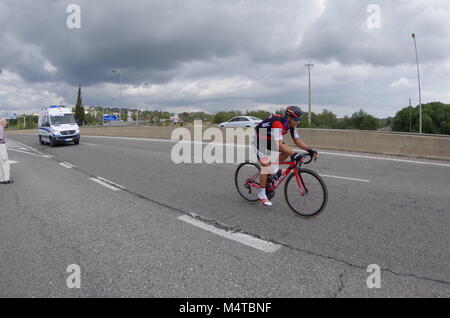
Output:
top-left (136, 85), bottom-right (142, 126)
top-left (412, 34), bottom-right (422, 134)
top-left (112, 70), bottom-right (123, 98)
top-left (409, 98), bottom-right (412, 133)
top-left (112, 70), bottom-right (123, 123)
top-left (305, 64), bottom-right (314, 126)
top-left (143, 83), bottom-right (149, 124)
top-left (136, 86), bottom-right (139, 126)
top-left (137, 83), bottom-right (150, 126)
top-left (110, 98), bottom-right (116, 126)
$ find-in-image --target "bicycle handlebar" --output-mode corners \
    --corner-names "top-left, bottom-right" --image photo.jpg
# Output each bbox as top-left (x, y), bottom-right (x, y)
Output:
top-left (299, 153), bottom-right (315, 165)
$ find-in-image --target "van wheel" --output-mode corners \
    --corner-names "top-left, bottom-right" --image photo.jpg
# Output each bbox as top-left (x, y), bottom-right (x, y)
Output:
top-left (39, 136), bottom-right (45, 145)
top-left (49, 137), bottom-right (56, 147)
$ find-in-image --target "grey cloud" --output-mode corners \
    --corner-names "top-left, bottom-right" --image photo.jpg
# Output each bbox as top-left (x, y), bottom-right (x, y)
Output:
top-left (300, 0), bottom-right (450, 66)
top-left (0, 0), bottom-right (449, 117)
top-left (1, 0), bottom-right (317, 85)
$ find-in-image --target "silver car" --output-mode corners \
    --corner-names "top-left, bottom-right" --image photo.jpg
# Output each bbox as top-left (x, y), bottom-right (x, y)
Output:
top-left (219, 116), bottom-right (262, 128)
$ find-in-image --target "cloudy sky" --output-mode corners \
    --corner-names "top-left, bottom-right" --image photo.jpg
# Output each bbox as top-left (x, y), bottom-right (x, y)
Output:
top-left (1, 0), bottom-right (449, 117)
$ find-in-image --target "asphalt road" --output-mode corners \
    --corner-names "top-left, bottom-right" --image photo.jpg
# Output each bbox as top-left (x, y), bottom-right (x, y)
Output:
top-left (1, 133), bottom-right (449, 297)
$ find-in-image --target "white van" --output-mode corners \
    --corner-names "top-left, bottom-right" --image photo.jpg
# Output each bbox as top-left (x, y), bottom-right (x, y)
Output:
top-left (38, 105), bottom-right (80, 147)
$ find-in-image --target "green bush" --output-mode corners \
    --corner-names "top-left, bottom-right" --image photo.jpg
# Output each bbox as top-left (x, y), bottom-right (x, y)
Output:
top-left (393, 102), bottom-right (450, 134)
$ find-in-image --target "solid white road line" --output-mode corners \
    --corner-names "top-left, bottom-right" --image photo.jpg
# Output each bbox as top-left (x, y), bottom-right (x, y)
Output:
top-left (178, 215), bottom-right (281, 253)
top-left (318, 151), bottom-right (450, 168)
top-left (320, 174), bottom-right (370, 183)
top-left (9, 161), bottom-right (18, 164)
top-left (59, 162), bottom-right (73, 169)
top-left (90, 178), bottom-right (122, 191)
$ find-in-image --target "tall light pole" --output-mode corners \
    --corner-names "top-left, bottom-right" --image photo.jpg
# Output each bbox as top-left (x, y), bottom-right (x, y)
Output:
top-left (411, 34), bottom-right (422, 134)
top-left (305, 64), bottom-right (314, 126)
top-left (112, 70), bottom-right (123, 122)
top-left (109, 98), bottom-right (116, 126)
top-left (136, 84), bottom-right (143, 126)
top-left (142, 82), bottom-right (149, 123)
top-left (137, 83), bottom-right (149, 126)
top-left (112, 70), bottom-right (123, 98)
top-left (409, 98), bottom-right (412, 133)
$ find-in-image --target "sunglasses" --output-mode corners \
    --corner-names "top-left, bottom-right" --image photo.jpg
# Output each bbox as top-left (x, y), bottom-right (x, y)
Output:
top-left (291, 117), bottom-right (302, 122)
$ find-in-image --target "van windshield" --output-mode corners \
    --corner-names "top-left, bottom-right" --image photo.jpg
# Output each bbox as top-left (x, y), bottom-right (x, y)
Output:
top-left (50, 114), bottom-right (76, 125)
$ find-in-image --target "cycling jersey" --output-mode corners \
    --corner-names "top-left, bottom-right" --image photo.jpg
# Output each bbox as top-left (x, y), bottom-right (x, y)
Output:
top-left (254, 115), bottom-right (299, 151)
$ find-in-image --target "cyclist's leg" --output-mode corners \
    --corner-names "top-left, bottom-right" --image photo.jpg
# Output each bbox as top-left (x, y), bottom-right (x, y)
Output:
top-left (272, 143), bottom-right (292, 178)
top-left (259, 155), bottom-right (272, 189)
top-left (251, 136), bottom-right (272, 189)
top-left (278, 141), bottom-right (292, 163)
top-left (253, 145), bottom-right (273, 206)
top-left (279, 152), bottom-right (290, 163)
top-left (252, 131), bottom-right (275, 206)
top-left (258, 157), bottom-right (273, 206)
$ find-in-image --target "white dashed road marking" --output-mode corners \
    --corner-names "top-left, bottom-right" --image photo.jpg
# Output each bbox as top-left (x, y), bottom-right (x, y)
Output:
top-left (96, 177), bottom-right (126, 190)
top-left (6, 148), bottom-right (47, 158)
top-left (90, 177), bottom-right (125, 191)
top-left (178, 215), bottom-right (281, 253)
top-left (8, 140), bottom-right (49, 158)
top-left (320, 174), bottom-right (370, 183)
top-left (59, 162), bottom-right (75, 169)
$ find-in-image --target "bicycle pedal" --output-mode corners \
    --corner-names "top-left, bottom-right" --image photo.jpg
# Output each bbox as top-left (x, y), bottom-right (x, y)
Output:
top-left (266, 190), bottom-right (275, 200)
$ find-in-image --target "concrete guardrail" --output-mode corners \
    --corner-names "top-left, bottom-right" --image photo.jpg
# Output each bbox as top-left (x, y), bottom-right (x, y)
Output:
top-left (7, 126), bottom-right (450, 161)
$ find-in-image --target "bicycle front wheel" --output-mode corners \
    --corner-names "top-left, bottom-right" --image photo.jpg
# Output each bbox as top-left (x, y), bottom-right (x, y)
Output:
top-left (235, 162), bottom-right (261, 203)
top-left (284, 168), bottom-right (328, 218)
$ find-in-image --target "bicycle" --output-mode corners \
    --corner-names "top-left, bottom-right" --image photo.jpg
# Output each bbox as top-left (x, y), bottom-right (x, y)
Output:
top-left (235, 153), bottom-right (328, 218)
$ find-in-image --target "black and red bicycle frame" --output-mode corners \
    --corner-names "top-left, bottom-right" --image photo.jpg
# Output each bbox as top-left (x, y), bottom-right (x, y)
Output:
top-left (246, 160), bottom-right (308, 196)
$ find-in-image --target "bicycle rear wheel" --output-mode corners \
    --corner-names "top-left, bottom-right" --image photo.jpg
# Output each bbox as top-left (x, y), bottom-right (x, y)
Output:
top-left (235, 162), bottom-right (261, 203)
top-left (284, 168), bottom-right (328, 218)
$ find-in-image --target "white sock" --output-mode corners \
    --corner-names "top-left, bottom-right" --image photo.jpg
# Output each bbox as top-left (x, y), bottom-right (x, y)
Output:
top-left (259, 188), bottom-right (272, 206)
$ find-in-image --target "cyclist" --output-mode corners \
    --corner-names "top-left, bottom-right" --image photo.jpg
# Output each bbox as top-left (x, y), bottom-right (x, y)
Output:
top-left (253, 106), bottom-right (318, 206)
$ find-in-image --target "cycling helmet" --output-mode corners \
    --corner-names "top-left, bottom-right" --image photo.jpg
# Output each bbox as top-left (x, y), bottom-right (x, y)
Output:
top-left (285, 106), bottom-right (303, 119)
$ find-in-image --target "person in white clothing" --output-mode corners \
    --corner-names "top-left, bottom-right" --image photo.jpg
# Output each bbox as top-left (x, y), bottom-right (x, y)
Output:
top-left (0, 117), bottom-right (13, 184)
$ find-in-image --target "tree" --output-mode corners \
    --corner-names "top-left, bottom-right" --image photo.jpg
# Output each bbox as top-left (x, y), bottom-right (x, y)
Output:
top-left (337, 116), bottom-right (353, 129)
top-left (213, 110), bottom-right (243, 124)
top-left (74, 84), bottom-right (85, 126)
top-left (315, 109), bottom-right (338, 129)
top-left (378, 117), bottom-right (394, 131)
top-left (392, 102), bottom-right (450, 135)
top-left (275, 108), bottom-right (286, 116)
top-left (245, 110), bottom-right (270, 120)
top-left (350, 109), bottom-right (379, 130)
top-left (179, 112), bottom-right (213, 123)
